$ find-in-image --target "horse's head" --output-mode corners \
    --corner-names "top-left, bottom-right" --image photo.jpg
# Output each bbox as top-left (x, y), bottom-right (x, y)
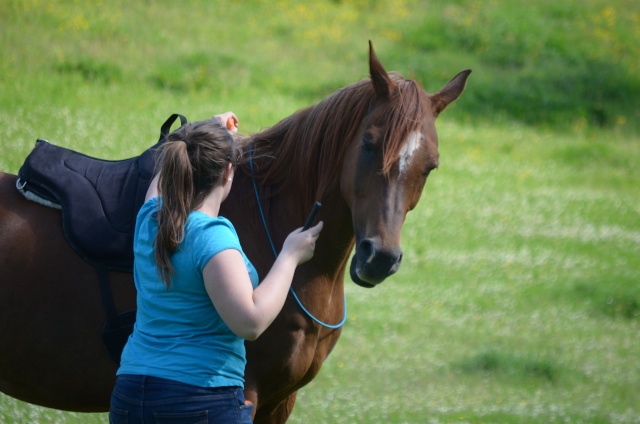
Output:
top-left (341, 42), bottom-right (470, 288)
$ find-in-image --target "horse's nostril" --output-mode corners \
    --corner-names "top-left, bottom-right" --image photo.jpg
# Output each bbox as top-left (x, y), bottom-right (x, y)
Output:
top-left (356, 239), bottom-right (375, 264)
top-left (389, 253), bottom-right (403, 274)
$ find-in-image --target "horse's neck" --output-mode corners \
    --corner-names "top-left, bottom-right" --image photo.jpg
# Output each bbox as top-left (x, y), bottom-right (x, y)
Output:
top-left (276, 189), bottom-right (354, 281)
top-left (227, 171), bottom-right (354, 287)
top-left (270, 189), bottom-right (354, 331)
top-left (308, 190), bottom-right (355, 280)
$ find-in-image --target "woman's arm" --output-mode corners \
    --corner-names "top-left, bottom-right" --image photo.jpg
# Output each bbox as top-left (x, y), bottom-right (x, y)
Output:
top-left (203, 222), bottom-right (323, 340)
top-left (145, 173), bottom-right (160, 202)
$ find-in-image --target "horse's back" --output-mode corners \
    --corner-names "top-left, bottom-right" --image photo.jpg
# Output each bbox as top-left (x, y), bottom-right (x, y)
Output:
top-left (0, 172), bottom-right (72, 271)
top-left (0, 172), bottom-right (22, 213)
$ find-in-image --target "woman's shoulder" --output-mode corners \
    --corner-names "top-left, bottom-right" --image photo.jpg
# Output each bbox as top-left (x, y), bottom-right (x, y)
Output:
top-left (185, 213), bottom-right (242, 269)
top-left (137, 196), bottom-right (160, 221)
top-left (141, 196), bottom-right (160, 209)
top-left (188, 211), bottom-right (234, 228)
top-left (187, 213), bottom-right (239, 242)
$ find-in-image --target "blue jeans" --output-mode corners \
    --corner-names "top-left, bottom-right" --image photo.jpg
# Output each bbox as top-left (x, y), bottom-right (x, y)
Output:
top-left (110, 374), bottom-right (253, 424)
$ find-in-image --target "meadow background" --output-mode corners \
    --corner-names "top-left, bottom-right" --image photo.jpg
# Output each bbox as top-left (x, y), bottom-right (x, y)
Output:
top-left (1, 0), bottom-right (639, 423)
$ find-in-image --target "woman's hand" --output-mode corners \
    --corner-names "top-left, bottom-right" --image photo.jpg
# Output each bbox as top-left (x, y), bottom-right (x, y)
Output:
top-left (280, 221), bottom-right (324, 265)
top-left (212, 112), bottom-right (238, 135)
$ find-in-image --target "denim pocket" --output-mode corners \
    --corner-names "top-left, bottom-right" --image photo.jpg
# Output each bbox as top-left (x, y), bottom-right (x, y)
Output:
top-left (153, 410), bottom-right (208, 424)
top-left (108, 405), bottom-right (129, 424)
top-left (238, 399), bottom-right (254, 424)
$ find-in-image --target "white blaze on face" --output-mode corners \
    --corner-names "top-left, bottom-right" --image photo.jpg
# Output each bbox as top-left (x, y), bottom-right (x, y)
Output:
top-left (398, 131), bottom-right (423, 177)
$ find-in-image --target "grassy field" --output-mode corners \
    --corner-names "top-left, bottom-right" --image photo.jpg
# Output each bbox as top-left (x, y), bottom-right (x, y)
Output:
top-left (1, 0), bottom-right (639, 423)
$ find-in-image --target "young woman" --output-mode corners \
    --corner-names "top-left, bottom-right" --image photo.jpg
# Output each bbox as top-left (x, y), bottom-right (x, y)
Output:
top-left (109, 112), bottom-right (323, 424)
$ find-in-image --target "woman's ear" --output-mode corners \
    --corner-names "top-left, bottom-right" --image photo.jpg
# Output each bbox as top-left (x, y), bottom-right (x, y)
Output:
top-left (223, 163), bottom-right (234, 183)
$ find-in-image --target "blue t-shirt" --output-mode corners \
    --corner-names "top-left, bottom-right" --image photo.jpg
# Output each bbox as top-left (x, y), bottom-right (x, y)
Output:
top-left (117, 197), bottom-right (258, 388)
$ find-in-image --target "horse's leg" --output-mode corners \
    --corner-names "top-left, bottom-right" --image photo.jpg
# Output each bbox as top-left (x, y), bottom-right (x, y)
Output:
top-left (245, 322), bottom-right (343, 423)
top-left (253, 392), bottom-right (298, 424)
top-left (0, 173), bottom-right (136, 411)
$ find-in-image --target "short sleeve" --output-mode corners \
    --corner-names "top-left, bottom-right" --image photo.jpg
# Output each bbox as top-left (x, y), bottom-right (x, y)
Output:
top-left (137, 197), bottom-right (160, 223)
top-left (186, 214), bottom-right (243, 273)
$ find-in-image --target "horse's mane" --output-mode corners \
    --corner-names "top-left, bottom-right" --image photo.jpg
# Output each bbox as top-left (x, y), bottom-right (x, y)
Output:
top-left (240, 72), bottom-right (428, 210)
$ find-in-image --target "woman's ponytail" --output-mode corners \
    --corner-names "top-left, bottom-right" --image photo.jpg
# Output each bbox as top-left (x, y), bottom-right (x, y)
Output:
top-left (151, 120), bottom-right (238, 289)
top-left (155, 140), bottom-right (193, 288)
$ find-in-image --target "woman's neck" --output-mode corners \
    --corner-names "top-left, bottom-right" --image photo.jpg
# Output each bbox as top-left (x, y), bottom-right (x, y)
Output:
top-left (195, 185), bottom-right (225, 217)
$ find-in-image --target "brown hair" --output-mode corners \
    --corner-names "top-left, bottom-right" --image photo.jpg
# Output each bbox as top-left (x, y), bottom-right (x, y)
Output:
top-left (154, 120), bottom-right (241, 288)
top-left (246, 73), bottom-right (426, 214)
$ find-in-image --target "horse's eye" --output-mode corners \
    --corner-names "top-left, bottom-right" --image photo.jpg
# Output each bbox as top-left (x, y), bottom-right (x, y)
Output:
top-left (361, 133), bottom-right (375, 156)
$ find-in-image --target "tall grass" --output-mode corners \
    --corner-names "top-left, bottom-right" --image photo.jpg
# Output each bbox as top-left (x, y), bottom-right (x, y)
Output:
top-left (1, 0), bottom-right (638, 423)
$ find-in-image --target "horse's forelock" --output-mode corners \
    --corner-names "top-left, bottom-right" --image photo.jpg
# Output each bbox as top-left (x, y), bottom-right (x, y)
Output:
top-left (380, 77), bottom-right (429, 176)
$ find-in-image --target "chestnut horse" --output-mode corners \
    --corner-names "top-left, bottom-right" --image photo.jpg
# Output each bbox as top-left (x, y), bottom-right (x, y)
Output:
top-left (0, 43), bottom-right (469, 423)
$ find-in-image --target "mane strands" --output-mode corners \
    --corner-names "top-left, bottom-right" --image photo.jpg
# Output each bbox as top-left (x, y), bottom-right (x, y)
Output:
top-left (244, 73), bottom-right (427, 208)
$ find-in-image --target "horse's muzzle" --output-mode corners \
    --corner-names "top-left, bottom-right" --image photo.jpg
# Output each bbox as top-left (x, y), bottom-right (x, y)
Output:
top-left (349, 239), bottom-right (403, 288)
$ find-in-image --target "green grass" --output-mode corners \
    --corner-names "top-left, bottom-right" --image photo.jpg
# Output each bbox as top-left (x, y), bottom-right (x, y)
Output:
top-left (1, 0), bottom-right (639, 423)
top-left (291, 122), bottom-right (639, 423)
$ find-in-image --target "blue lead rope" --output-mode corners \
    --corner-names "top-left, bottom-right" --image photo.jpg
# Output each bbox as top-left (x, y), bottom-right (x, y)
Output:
top-left (249, 145), bottom-right (347, 329)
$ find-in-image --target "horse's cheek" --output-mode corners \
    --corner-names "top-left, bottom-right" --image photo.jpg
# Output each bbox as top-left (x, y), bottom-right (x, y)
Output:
top-left (339, 158), bottom-right (358, 206)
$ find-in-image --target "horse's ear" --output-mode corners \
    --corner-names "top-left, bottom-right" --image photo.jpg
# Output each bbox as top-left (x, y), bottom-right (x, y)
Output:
top-left (431, 69), bottom-right (472, 116)
top-left (369, 40), bottom-right (397, 99)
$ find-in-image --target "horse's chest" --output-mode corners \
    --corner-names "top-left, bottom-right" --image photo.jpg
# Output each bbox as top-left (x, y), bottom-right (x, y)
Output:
top-left (288, 326), bottom-right (342, 383)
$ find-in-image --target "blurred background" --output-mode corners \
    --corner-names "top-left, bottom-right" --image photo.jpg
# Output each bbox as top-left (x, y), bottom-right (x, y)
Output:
top-left (1, 0), bottom-right (638, 422)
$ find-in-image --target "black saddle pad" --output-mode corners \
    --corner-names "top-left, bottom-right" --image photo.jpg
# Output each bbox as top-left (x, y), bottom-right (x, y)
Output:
top-left (17, 114), bottom-right (187, 271)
